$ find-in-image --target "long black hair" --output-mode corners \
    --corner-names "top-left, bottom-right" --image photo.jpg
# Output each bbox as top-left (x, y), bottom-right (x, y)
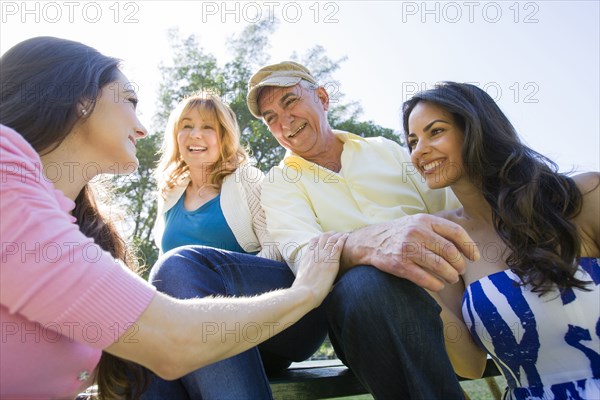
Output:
top-left (0, 36), bottom-right (147, 399)
top-left (402, 82), bottom-right (586, 295)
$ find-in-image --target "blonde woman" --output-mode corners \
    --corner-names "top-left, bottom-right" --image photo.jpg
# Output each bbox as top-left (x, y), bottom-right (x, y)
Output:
top-left (153, 92), bottom-right (279, 259)
top-left (144, 94), bottom-right (327, 399)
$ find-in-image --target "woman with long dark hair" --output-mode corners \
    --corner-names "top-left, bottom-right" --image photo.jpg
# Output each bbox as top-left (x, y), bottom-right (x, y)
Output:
top-left (0, 36), bottom-right (347, 399)
top-left (403, 82), bottom-right (599, 400)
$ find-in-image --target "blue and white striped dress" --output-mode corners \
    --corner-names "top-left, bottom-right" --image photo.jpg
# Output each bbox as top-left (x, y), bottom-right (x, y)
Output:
top-left (462, 258), bottom-right (600, 400)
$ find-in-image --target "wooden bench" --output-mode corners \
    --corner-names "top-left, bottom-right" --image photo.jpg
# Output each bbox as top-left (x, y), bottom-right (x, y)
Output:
top-left (269, 358), bottom-right (502, 400)
top-left (78, 358), bottom-right (502, 399)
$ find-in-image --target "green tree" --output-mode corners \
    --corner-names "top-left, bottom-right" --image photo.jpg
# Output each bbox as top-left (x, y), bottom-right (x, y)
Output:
top-left (121, 19), bottom-right (402, 272)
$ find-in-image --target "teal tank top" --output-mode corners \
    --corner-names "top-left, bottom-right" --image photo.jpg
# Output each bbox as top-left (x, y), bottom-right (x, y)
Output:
top-left (161, 194), bottom-right (247, 254)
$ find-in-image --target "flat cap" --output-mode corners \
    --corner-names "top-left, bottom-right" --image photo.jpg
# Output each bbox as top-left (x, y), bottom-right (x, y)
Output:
top-left (247, 60), bottom-right (318, 118)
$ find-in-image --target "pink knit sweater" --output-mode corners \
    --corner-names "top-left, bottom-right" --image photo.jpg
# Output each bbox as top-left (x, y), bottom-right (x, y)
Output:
top-left (0, 125), bottom-right (156, 399)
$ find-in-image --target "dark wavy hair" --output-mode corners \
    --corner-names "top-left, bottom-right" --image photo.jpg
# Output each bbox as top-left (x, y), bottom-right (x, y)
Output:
top-left (402, 82), bottom-right (587, 295)
top-left (0, 36), bottom-right (147, 399)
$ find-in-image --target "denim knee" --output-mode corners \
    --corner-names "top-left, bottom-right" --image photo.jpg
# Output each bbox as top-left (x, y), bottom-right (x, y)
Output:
top-left (325, 266), bottom-right (462, 399)
top-left (149, 246), bottom-right (229, 299)
top-left (327, 265), bottom-right (442, 333)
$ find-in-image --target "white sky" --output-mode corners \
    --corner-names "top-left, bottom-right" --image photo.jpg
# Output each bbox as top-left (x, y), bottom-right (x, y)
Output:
top-left (1, 0), bottom-right (598, 172)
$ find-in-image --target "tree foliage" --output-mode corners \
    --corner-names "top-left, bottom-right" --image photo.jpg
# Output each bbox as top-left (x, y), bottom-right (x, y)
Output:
top-left (119, 20), bottom-right (401, 271)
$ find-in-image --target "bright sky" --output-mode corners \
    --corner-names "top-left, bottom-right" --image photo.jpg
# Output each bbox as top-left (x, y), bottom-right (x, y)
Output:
top-left (1, 0), bottom-right (598, 172)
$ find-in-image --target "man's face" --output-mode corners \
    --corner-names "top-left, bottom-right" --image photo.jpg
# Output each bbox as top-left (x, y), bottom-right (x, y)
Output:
top-left (257, 83), bottom-right (330, 158)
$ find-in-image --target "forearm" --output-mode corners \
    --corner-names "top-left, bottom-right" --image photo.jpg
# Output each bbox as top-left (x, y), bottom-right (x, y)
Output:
top-left (428, 291), bottom-right (487, 379)
top-left (106, 286), bottom-right (318, 379)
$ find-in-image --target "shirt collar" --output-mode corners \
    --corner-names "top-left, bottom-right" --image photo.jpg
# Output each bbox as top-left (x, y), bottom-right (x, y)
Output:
top-left (281, 130), bottom-right (366, 166)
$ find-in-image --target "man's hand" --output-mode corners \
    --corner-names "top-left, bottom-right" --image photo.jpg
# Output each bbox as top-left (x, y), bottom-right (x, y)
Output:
top-left (293, 231), bottom-right (349, 306)
top-left (340, 214), bottom-right (480, 291)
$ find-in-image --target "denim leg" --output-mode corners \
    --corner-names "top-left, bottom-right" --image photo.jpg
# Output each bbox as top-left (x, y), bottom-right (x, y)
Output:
top-left (141, 376), bottom-right (190, 400)
top-left (326, 265), bottom-right (464, 400)
top-left (141, 246), bottom-right (327, 400)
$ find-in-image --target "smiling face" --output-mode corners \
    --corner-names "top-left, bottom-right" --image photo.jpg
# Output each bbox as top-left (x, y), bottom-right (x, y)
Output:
top-left (75, 71), bottom-right (147, 175)
top-left (407, 101), bottom-right (466, 190)
top-left (257, 82), bottom-right (331, 160)
top-left (176, 107), bottom-right (221, 171)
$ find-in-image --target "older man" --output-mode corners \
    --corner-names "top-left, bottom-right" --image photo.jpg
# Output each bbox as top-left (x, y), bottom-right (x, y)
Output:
top-left (247, 61), bottom-right (478, 399)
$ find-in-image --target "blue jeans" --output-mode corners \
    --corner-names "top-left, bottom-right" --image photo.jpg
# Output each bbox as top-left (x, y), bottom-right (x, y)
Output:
top-left (327, 265), bottom-right (464, 399)
top-left (141, 246), bottom-right (328, 400)
top-left (142, 247), bottom-right (463, 400)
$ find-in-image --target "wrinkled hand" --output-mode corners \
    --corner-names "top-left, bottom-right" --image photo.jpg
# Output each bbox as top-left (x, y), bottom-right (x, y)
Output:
top-left (342, 214), bottom-right (479, 291)
top-left (293, 231), bottom-right (349, 306)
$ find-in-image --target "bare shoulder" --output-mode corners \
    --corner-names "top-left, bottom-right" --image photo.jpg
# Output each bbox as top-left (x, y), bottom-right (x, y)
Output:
top-left (572, 171), bottom-right (600, 194)
top-left (572, 172), bottom-right (600, 256)
top-left (572, 172), bottom-right (600, 221)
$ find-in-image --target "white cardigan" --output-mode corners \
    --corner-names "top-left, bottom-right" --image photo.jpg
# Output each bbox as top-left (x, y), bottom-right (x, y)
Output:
top-left (153, 164), bottom-right (282, 261)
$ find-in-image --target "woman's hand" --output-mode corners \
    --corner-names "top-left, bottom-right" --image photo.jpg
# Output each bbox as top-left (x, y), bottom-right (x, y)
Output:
top-left (293, 231), bottom-right (349, 306)
top-left (107, 231), bottom-right (346, 378)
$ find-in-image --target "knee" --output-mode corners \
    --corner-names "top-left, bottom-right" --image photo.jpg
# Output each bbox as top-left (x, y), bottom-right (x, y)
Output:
top-left (149, 246), bottom-right (227, 298)
top-left (328, 266), bottom-right (441, 326)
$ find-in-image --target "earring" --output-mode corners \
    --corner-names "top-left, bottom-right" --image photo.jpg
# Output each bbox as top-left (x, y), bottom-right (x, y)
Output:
top-left (80, 109), bottom-right (88, 116)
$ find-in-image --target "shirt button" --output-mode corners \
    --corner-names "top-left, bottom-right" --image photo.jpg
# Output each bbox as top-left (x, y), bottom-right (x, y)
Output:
top-left (78, 370), bottom-right (91, 381)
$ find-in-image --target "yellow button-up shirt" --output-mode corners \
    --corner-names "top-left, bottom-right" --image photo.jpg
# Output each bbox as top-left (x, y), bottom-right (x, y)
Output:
top-left (261, 130), bottom-right (460, 272)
